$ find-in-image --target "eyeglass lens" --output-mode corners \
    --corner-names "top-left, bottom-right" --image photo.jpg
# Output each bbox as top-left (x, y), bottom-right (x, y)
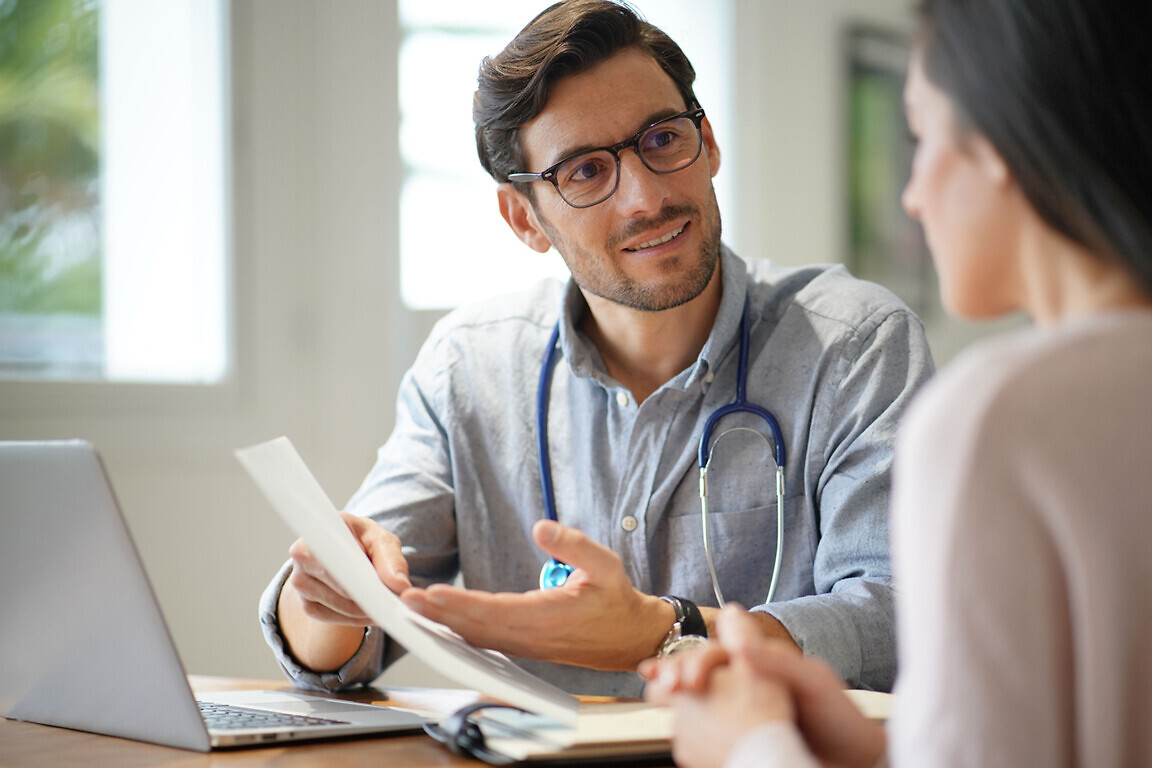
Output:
top-left (555, 114), bottom-right (702, 207)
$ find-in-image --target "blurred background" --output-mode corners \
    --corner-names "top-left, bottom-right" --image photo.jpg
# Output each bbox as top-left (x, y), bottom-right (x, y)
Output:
top-left (0, 0), bottom-right (1021, 687)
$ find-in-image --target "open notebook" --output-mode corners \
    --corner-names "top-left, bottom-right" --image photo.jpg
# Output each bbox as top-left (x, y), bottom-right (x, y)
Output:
top-left (0, 440), bottom-right (429, 751)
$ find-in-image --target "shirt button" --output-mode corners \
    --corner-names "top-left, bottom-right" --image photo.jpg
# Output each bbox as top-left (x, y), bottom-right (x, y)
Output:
top-left (615, 391), bottom-right (630, 407)
top-left (704, 371), bottom-right (715, 384)
top-left (621, 515), bottom-right (639, 532)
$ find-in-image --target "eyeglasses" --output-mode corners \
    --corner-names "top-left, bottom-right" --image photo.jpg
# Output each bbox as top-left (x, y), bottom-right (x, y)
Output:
top-left (507, 108), bottom-right (706, 209)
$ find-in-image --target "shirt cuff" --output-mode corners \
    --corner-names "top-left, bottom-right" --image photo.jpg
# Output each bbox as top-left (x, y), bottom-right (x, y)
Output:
top-left (258, 560), bottom-right (389, 691)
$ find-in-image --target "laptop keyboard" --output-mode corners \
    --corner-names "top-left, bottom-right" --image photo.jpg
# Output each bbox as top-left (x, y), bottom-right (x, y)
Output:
top-left (198, 701), bottom-right (351, 730)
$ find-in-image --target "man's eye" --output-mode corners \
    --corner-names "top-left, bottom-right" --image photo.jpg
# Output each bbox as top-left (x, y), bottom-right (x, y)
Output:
top-left (564, 157), bottom-right (609, 184)
top-left (642, 128), bottom-right (684, 154)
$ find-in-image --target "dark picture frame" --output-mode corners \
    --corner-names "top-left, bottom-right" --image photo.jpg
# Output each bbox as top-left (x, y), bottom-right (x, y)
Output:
top-left (846, 26), bottom-right (937, 321)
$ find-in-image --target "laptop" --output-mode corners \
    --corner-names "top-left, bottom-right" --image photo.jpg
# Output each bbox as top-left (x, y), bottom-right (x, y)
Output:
top-left (0, 439), bottom-right (429, 751)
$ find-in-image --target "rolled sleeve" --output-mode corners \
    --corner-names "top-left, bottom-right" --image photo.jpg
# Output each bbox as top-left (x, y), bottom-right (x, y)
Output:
top-left (258, 560), bottom-right (391, 692)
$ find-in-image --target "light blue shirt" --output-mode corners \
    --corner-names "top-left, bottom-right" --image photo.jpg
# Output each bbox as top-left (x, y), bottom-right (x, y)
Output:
top-left (260, 247), bottom-right (934, 695)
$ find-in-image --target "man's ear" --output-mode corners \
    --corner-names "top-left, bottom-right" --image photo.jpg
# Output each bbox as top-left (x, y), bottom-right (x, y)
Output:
top-left (701, 115), bottom-right (721, 179)
top-left (498, 184), bottom-right (553, 253)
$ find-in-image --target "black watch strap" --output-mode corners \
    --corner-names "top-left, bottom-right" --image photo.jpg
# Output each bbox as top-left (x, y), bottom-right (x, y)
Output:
top-left (659, 595), bottom-right (707, 638)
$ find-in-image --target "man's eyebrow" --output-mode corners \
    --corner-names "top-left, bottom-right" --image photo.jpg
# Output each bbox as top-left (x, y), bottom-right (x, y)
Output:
top-left (544, 107), bottom-right (687, 169)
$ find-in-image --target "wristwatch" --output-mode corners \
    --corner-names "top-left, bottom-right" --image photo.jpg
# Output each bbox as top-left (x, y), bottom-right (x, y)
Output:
top-left (657, 595), bottom-right (709, 657)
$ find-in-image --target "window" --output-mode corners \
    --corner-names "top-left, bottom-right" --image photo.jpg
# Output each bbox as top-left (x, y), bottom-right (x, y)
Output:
top-left (398, 0), bottom-right (732, 310)
top-left (0, 0), bottom-right (229, 383)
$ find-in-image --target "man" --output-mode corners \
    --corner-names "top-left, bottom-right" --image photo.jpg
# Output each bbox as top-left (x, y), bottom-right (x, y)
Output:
top-left (260, 0), bottom-right (933, 697)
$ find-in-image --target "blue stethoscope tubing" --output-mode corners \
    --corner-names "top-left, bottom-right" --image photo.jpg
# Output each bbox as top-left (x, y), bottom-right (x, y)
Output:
top-left (535, 297), bottom-right (787, 606)
top-left (536, 321), bottom-right (575, 589)
top-left (698, 298), bottom-right (786, 607)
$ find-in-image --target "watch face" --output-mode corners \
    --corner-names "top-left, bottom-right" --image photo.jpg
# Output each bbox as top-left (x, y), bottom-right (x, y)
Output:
top-left (661, 634), bottom-right (710, 657)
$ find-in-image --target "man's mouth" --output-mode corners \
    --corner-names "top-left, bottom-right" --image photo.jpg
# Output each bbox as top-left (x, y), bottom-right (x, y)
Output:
top-left (624, 224), bottom-right (686, 252)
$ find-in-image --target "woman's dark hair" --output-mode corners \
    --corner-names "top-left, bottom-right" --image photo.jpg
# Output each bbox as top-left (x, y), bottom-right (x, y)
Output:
top-left (473, 0), bottom-right (698, 190)
top-left (916, 0), bottom-right (1152, 296)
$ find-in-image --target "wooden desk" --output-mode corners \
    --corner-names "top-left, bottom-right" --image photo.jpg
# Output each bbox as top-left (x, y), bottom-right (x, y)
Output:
top-left (2, 675), bottom-right (638, 767)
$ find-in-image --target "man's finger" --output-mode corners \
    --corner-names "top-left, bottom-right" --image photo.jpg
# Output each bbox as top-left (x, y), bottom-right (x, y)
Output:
top-left (532, 519), bottom-right (622, 578)
top-left (405, 583), bottom-right (555, 626)
top-left (364, 534), bottom-right (412, 593)
top-left (339, 512), bottom-right (413, 594)
top-left (400, 584), bottom-right (578, 655)
top-left (291, 568), bottom-right (359, 615)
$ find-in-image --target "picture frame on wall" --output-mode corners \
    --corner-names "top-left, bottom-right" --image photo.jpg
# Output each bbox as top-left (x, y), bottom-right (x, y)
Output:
top-left (845, 26), bottom-right (937, 322)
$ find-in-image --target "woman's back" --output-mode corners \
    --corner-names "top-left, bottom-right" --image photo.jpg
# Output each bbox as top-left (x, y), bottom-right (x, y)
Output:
top-left (891, 309), bottom-right (1152, 766)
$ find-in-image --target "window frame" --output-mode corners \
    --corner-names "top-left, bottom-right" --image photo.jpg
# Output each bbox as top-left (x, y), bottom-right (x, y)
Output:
top-left (0, 0), bottom-right (239, 418)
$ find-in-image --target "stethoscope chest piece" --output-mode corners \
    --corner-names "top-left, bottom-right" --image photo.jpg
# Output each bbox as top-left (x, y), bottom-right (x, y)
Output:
top-left (539, 558), bottom-right (574, 589)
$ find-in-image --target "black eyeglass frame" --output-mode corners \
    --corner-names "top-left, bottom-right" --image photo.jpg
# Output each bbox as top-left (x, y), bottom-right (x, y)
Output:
top-left (506, 107), bottom-right (707, 209)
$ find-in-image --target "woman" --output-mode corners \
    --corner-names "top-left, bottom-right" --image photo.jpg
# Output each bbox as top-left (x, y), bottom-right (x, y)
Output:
top-left (643, 0), bottom-right (1152, 766)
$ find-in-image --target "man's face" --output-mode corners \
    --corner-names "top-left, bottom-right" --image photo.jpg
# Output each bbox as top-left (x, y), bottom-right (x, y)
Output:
top-left (508, 48), bottom-right (723, 313)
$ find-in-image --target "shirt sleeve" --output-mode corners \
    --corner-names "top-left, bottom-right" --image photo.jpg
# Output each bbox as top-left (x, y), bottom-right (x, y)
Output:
top-left (760, 307), bottom-right (933, 692)
top-left (258, 560), bottom-right (393, 691)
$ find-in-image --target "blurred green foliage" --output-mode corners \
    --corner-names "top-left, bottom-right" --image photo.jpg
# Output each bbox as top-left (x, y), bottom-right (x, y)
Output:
top-left (0, 0), bottom-right (101, 315)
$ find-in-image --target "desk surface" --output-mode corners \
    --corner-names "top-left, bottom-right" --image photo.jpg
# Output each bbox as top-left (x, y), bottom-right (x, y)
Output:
top-left (1, 675), bottom-right (667, 768)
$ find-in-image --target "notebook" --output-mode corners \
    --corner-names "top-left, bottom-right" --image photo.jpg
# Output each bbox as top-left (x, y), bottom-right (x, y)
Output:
top-left (0, 439), bottom-right (429, 751)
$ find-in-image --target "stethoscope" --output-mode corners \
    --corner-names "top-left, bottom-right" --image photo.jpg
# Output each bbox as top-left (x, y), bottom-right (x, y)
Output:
top-left (535, 297), bottom-right (787, 607)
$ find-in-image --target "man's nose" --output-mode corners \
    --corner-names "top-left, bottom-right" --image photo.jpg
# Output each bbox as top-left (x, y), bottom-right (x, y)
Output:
top-left (612, 148), bottom-right (669, 215)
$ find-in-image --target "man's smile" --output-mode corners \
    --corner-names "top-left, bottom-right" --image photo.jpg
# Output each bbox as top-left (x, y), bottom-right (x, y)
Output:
top-left (624, 223), bottom-right (687, 252)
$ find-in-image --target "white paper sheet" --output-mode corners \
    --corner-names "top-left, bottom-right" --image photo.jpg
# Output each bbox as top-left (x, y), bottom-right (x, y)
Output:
top-left (236, 436), bottom-right (579, 724)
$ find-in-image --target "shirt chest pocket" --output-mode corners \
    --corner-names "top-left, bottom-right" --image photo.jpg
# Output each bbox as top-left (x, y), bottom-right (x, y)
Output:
top-left (664, 502), bottom-right (783, 605)
top-left (662, 474), bottom-right (816, 605)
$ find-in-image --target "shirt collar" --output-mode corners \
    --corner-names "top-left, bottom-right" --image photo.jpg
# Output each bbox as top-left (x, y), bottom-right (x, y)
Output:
top-left (693, 245), bottom-right (748, 389)
top-left (557, 281), bottom-right (600, 380)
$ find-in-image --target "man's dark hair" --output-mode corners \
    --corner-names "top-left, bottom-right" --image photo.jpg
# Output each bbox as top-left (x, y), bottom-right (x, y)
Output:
top-left (917, 0), bottom-right (1152, 296)
top-left (474, 0), bottom-right (698, 190)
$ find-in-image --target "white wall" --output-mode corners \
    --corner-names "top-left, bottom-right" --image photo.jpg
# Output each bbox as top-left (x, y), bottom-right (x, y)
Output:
top-left (728, 0), bottom-right (1021, 359)
top-left (0, 0), bottom-right (1006, 688)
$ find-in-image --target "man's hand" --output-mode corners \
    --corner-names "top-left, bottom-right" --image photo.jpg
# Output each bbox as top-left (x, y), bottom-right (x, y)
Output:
top-left (278, 512), bottom-right (411, 672)
top-left (399, 519), bottom-right (675, 670)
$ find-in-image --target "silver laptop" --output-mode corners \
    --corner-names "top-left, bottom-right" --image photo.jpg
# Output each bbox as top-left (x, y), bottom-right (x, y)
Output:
top-left (0, 439), bottom-right (428, 750)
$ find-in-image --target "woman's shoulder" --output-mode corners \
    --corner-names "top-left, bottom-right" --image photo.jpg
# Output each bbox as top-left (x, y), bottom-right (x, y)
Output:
top-left (899, 310), bottom-right (1152, 470)
top-left (912, 311), bottom-right (1151, 430)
